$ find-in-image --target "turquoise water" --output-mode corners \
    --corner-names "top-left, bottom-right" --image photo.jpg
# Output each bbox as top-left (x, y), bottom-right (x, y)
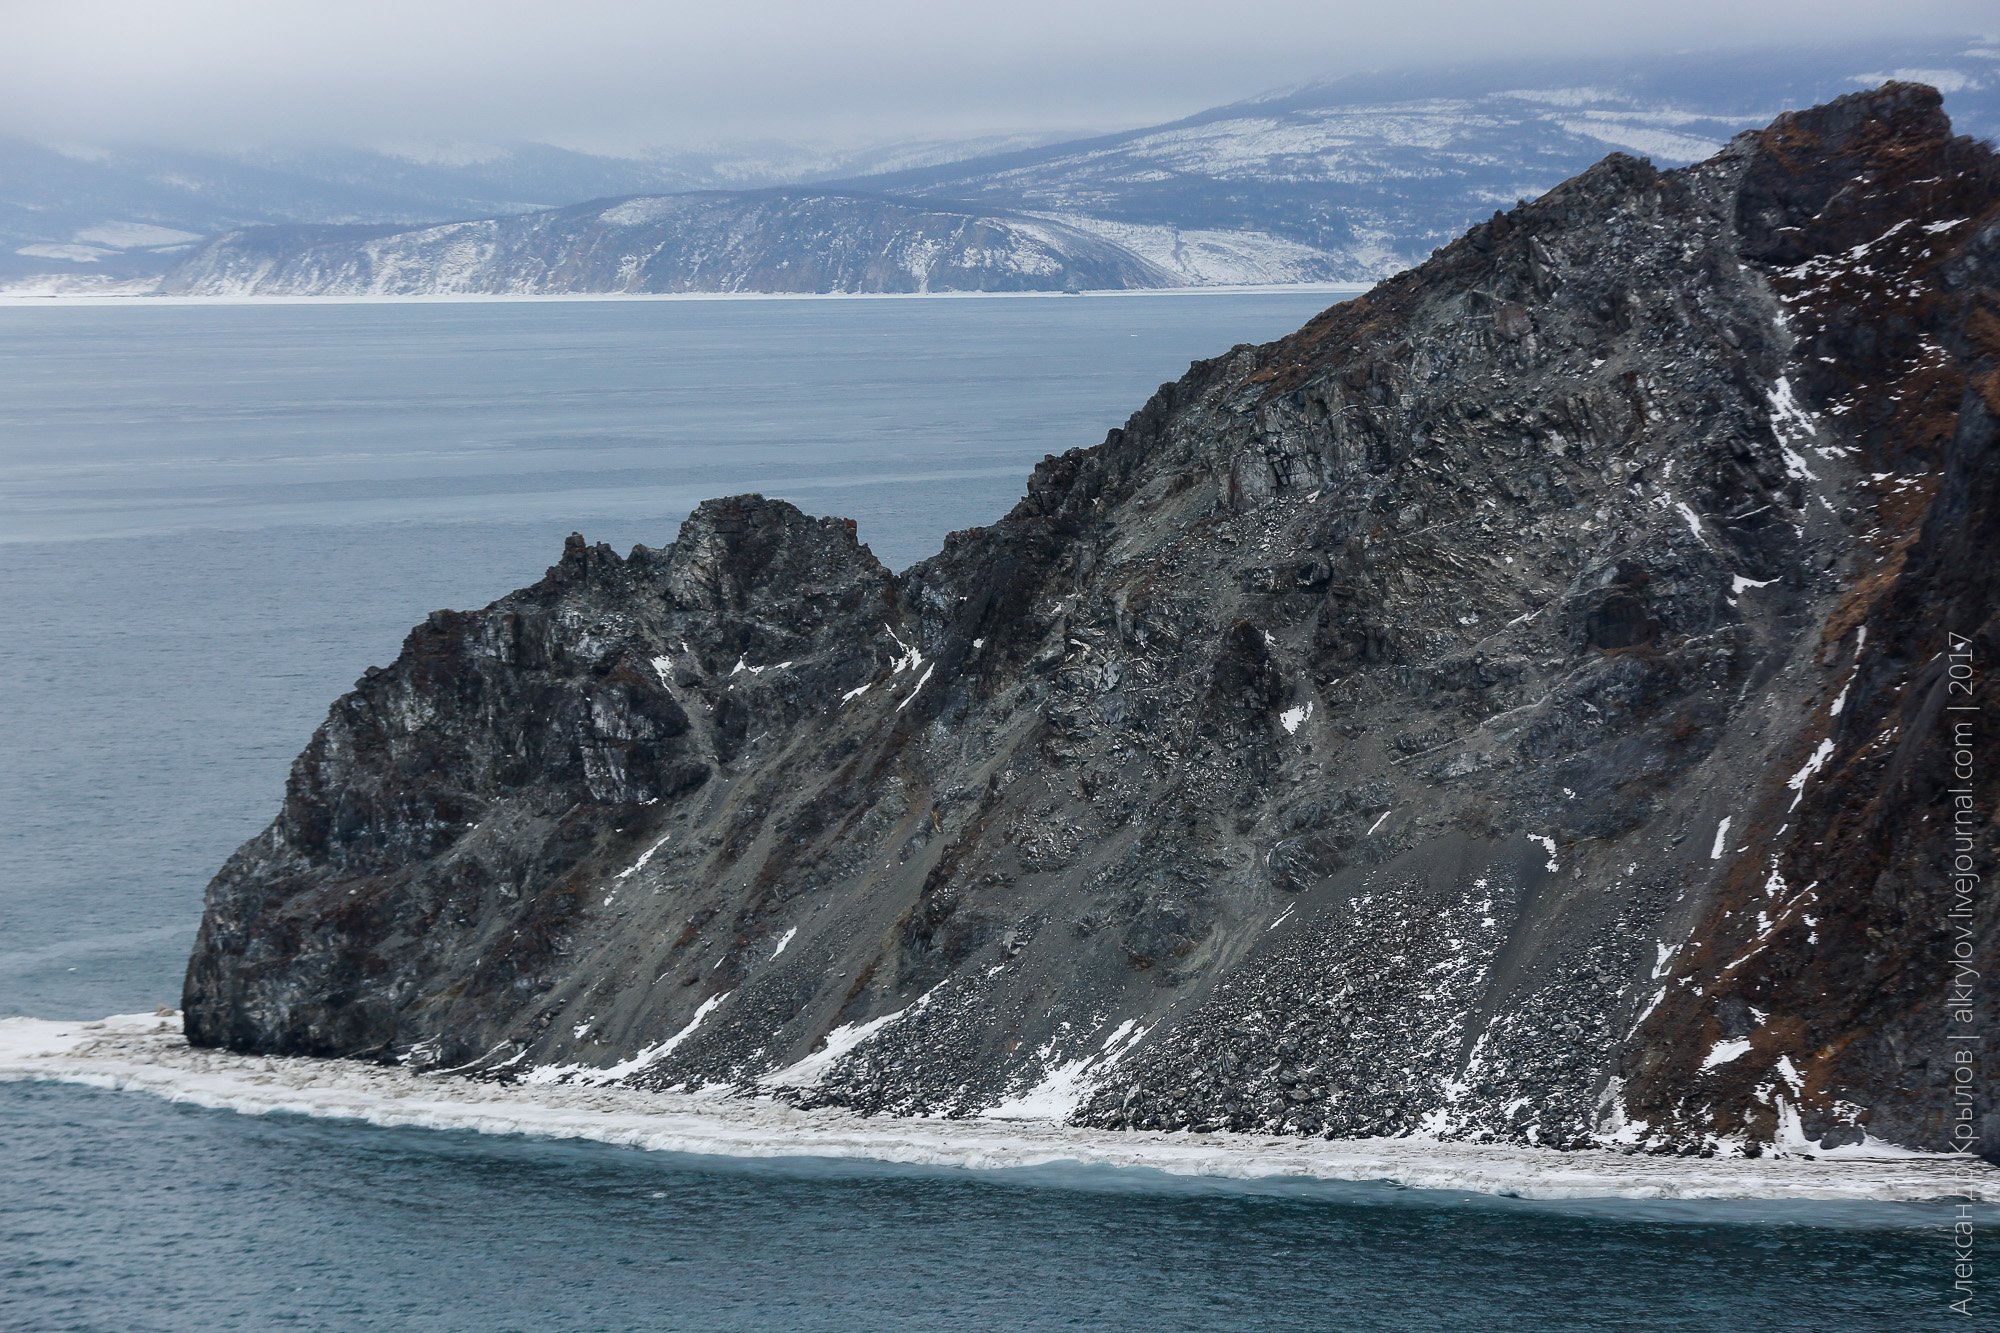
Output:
top-left (0, 295), bottom-right (1970, 1329)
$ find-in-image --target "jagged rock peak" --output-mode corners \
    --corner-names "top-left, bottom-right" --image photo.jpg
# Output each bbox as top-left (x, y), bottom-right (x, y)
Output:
top-left (662, 495), bottom-right (885, 612)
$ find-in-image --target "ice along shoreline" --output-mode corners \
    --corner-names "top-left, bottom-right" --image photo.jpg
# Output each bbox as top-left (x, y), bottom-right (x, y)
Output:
top-left (4, 1013), bottom-right (1994, 1210)
top-left (0, 283), bottom-right (1371, 309)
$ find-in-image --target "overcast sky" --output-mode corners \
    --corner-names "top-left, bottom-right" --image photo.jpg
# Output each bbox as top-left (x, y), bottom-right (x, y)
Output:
top-left (1, 0), bottom-right (1984, 153)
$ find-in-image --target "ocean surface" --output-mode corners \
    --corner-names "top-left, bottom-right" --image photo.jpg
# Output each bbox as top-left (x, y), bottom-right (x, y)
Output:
top-left (0, 295), bottom-right (1967, 1330)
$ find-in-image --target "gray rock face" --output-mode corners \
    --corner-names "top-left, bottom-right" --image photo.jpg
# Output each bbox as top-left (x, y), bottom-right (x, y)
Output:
top-left (155, 192), bottom-right (1172, 295)
top-left (186, 85), bottom-right (1999, 1158)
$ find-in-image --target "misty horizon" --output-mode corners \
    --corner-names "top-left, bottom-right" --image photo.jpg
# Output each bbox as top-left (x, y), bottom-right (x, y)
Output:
top-left (4, 1), bottom-right (1988, 157)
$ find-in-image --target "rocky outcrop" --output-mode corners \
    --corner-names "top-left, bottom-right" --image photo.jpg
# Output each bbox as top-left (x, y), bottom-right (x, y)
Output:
top-left (186, 86), bottom-right (1999, 1159)
top-left (155, 191), bottom-right (1172, 296)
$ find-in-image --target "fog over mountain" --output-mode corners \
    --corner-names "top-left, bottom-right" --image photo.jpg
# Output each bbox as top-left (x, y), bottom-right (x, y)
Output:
top-left (2, 0), bottom-right (1974, 150)
top-left (3, 5), bottom-right (1995, 292)
top-left (15, 38), bottom-right (1997, 295)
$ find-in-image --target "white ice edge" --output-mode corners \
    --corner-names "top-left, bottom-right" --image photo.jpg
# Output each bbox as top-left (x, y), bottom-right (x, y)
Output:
top-left (5, 1015), bottom-right (1995, 1206)
top-left (0, 284), bottom-right (1373, 310)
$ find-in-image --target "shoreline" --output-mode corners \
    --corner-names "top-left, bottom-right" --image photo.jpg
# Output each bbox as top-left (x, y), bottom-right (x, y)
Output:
top-left (5, 1013), bottom-right (1995, 1209)
top-left (0, 284), bottom-right (1371, 309)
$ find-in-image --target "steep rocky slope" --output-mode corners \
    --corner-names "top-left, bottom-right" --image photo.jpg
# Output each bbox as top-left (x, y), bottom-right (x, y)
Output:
top-left (154, 191), bottom-right (1171, 296)
top-left (186, 85), bottom-right (1998, 1158)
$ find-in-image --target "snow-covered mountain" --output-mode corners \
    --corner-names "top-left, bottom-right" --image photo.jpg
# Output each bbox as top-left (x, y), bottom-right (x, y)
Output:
top-left (855, 40), bottom-right (2000, 282)
top-left (0, 132), bottom-right (1075, 286)
top-left (157, 192), bottom-right (1172, 296)
top-left (13, 38), bottom-right (2000, 294)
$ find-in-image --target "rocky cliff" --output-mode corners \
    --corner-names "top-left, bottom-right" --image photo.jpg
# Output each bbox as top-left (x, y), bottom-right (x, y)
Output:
top-left (185, 85), bottom-right (1999, 1159)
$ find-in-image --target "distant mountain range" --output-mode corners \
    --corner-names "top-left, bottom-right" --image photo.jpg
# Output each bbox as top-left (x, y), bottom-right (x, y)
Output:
top-left (154, 192), bottom-right (1173, 296)
top-left (0, 131), bottom-right (1078, 286)
top-left (8, 39), bottom-right (1999, 295)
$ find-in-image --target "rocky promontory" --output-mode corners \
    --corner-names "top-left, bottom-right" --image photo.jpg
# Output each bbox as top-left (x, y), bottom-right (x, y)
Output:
top-left (186, 85), bottom-right (1999, 1159)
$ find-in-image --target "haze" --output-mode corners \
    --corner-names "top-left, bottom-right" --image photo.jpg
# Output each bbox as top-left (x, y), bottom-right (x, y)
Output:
top-left (2, 0), bottom-right (1985, 154)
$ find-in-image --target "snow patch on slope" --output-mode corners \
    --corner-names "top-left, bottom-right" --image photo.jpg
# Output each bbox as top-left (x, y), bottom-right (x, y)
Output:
top-left (1031, 213), bottom-right (1346, 285)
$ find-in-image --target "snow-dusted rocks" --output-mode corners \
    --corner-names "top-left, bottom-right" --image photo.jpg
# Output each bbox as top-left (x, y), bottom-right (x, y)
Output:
top-left (186, 86), bottom-right (1998, 1160)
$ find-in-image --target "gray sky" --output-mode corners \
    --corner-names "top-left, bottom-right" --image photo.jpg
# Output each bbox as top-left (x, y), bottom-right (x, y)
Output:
top-left (1, 0), bottom-right (1985, 153)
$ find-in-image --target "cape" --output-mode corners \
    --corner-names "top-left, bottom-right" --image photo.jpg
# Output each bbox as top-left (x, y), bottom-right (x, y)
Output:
top-left (185, 85), bottom-right (2000, 1159)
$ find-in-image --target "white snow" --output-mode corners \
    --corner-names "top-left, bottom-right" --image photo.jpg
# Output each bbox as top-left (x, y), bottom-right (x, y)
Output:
top-left (73, 222), bottom-right (203, 249)
top-left (598, 197), bottom-right (691, 226)
top-left (614, 831), bottom-right (672, 883)
top-left (759, 997), bottom-right (933, 1090)
top-left (1030, 212), bottom-right (1344, 286)
top-left (1630, 987), bottom-right (1667, 1033)
top-left (1674, 502), bottom-right (1707, 544)
top-left (1853, 68), bottom-right (1975, 94)
top-left (522, 991), bottom-right (730, 1087)
top-left (885, 628), bottom-right (924, 675)
top-left (1786, 739), bottom-right (1836, 810)
top-left (982, 1020), bottom-right (1148, 1121)
top-left (1278, 700), bottom-right (1313, 734)
top-left (0, 273), bottom-right (163, 298)
top-left (728, 657), bottom-right (793, 679)
top-left (1702, 1037), bottom-right (1753, 1071)
top-left (1710, 817), bottom-right (1733, 860)
top-left (1493, 86), bottom-right (1611, 106)
top-left (6, 1015), bottom-right (1985, 1203)
top-left (769, 927), bottom-right (798, 960)
top-left (0, 286), bottom-right (1367, 308)
top-left (15, 243), bottom-right (109, 263)
top-left (1553, 118), bottom-right (1721, 162)
top-left (894, 663), bottom-right (934, 710)
top-left (1766, 377), bottom-right (1822, 483)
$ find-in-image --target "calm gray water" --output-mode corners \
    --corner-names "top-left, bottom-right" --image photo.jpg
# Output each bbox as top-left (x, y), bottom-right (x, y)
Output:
top-left (0, 296), bottom-right (1968, 1330)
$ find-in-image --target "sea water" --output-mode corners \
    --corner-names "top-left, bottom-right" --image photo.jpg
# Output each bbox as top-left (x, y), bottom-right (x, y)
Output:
top-left (0, 295), bottom-right (1967, 1330)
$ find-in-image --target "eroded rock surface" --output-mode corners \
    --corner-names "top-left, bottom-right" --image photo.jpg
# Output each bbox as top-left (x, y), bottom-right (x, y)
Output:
top-left (186, 86), bottom-right (2000, 1158)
